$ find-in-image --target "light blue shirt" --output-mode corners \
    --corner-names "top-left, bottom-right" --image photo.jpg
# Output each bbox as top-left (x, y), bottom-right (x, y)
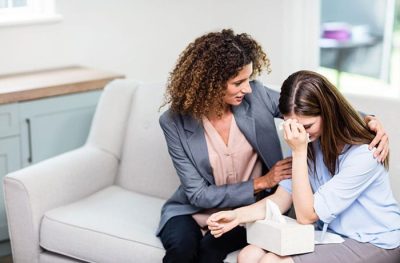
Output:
top-left (279, 141), bottom-right (400, 249)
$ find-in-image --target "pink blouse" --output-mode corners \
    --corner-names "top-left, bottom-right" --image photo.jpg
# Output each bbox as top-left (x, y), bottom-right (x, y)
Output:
top-left (192, 116), bottom-right (262, 229)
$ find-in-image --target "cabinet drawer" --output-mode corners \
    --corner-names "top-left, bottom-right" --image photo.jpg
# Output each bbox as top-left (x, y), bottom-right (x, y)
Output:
top-left (0, 104), bottom-right (19, 138)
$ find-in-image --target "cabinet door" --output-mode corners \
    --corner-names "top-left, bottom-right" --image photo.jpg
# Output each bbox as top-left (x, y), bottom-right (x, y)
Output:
top-left (0, 104), bottom-right (19, 138)
top-left (0, 136), bottom-right (21, 241)
top-left (19, 90), bottom-right (102, 166)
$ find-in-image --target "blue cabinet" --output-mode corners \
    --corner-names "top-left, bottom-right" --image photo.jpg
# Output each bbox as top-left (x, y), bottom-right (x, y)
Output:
top-left (0, 90), bottom-right (102, 249)
top-left (0, 137), bottom-right (21, 241)
top-left (19, 91), bottom-right (102, 166)
top-left (0, 104), bottom-right (21, 242)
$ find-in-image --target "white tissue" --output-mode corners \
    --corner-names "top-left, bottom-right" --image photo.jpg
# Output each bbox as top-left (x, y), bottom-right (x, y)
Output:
top-left (278, 121), bottom-right (285, 131)
top-left (265, 199), bottom-right (286, 223)
top-left (314, 231), bottom-right (345, 244)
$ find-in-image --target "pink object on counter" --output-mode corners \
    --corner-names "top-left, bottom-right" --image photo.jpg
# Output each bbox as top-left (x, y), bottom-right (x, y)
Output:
top-left (322, 22), bottom-right (351, 41)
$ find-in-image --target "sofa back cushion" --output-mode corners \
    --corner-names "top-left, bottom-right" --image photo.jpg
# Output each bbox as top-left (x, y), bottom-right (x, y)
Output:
top-left (116, 83), bottom-right (180, 199)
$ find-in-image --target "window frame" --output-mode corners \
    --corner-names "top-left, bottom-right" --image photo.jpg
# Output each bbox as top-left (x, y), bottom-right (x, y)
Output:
top-left (0, 0), bottom-right (62, 27)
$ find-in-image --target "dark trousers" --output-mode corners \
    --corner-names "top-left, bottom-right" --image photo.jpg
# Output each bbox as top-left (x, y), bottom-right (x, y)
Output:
top-left (159, 215), bottom-right (247, 263)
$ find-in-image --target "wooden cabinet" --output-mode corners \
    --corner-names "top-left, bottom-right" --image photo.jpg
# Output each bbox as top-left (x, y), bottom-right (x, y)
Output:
top-left (0, 67), bottom-right (122, 253)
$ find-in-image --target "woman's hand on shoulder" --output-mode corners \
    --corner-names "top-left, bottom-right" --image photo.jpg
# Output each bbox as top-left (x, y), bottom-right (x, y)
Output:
top-left (365, 115), bottom-right (389, 163)
top-left (207, 210), bottom-right (239, 238)
top-left (254, 157), bottom-right (292, 192)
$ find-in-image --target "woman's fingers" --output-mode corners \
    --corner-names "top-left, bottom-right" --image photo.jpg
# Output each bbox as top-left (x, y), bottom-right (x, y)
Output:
top-left (208, 224), bottom-right (223, 231)
top-left (207, 218), bottom-right (224, 229)
top-left (373, 134), bottom-right (389, 162)
top-left (207, 211), bottom-right (236, 238)
top-left (377, 137), bottom-right (389, 163)
top-left (276, 157), bottom-right (292, 166)
top-left (283, 119), bottom-right (292, 138)
top-left (282, 174), bottom-right (292, 180)
top-left (373, 134), bottom-right (385, 158)
top-left (210, 229), bottom-right (223, 237)
top-left (210, 224), bottom-right (227, 238)
top-left (289, 121), bottom-right (300, 138)
top-left (279, 162), bottom-right (292, 171)
top-left (207, 213), bottom-right (220, 223)
top-left (369, 134), bottom-right (381, 151)
top-left (284, 119), bottom-right (308, 142)
top-left (207, 211), bottom-right (238, 238)
top-left (366, 117), bottom-right (387, 151)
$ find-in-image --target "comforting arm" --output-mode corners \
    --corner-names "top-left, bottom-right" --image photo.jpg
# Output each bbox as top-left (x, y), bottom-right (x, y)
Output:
top-left (237, 186), bottom-right (293, 223)
top-left (253, 157), bottom-right (292, 193)
top-left (207, 186), bottom-right (292, 237)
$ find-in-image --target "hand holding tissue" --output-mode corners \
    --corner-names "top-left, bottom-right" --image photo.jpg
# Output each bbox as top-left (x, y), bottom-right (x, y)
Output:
top-left (246, 200), bottom-right (314, 256)
top-left (278, 121), bottom-right (311, 143)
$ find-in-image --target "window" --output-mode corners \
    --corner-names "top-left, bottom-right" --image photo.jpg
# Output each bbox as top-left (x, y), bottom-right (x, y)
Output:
top-left (0, 0), bottom-right (61, 27)
top-left (0, 0), bottom-right (28, 9)
top-left (318, 0), bottom-right (400, 97)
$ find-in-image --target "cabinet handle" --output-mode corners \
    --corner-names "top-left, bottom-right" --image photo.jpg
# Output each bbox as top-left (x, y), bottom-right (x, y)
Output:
top-left (26, 118), bottom-right (33, 164)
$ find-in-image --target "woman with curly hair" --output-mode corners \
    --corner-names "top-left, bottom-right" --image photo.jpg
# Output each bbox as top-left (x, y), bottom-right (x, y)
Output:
top-left (157, 29), bottom-right (389, 263)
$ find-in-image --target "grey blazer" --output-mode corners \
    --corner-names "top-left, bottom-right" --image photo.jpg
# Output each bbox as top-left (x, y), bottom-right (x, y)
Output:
top-left (157, 80), bottom-right (283, 235)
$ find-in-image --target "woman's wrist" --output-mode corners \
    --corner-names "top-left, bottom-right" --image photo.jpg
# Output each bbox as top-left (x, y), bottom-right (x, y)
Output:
top-left (292, 148), bottom-right (307, 156)
top-left (235, 208), bottom-right (247, 224)
top-left (253, 176), bottom-right (271, 193)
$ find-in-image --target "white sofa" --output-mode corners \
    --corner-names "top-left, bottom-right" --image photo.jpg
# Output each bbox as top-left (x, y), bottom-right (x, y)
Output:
top-left (4, 80), bottom-right (265, 263)
top-left (4, 80), bottom-right (179, 262)
top-left (3, 79), bottom-right (398, 263)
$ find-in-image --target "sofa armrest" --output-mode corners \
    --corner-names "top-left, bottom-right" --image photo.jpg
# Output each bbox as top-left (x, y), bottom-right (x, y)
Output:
top-left (3, 146), bottom-right (118, 263)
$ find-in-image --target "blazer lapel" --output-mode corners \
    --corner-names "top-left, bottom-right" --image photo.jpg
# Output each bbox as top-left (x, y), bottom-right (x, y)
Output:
top-left (182, 115), bottom-right (214, 185)
top-left (233, 100), bottom-right (270, 168)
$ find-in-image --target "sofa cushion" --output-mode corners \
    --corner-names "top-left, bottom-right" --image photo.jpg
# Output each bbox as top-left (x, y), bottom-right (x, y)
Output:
top-left (40, 186), bottom-right (165, 263)
top-left (116, 83), bottom-right (180, 200)
top-left (224, 250), bottom-right (240, 263)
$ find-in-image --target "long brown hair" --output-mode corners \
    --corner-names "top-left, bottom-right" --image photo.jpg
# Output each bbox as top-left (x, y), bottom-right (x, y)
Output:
top-left (279, 70), bottom-right (388, 175)
top-left (162, 29), bottom-right (270, 119)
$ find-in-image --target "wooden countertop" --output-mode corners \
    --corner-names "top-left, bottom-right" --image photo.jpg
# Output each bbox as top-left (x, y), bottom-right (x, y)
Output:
top-left (0, 66), bottom-right (124, 104)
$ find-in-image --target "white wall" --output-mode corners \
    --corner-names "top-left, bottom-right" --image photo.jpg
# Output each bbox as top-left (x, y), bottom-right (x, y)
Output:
top-left (0, 0), bottom-right (319, 85)
top-left (4, 0), bottom-right (397, 200)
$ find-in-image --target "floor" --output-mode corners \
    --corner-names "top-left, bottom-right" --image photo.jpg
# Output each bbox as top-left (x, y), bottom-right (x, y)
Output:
top-left (0, 241), bottom-right (11, 263)
top-left (0, 255), bottom-right (12, 263)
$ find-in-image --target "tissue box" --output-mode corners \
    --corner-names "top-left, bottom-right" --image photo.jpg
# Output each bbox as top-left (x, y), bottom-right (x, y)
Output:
top-left (246, 216), bottom-right (314, 256)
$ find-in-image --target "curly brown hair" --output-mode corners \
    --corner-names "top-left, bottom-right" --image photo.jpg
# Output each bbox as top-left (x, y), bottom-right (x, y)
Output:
top-left (163, 29), bottom-right (271, 119)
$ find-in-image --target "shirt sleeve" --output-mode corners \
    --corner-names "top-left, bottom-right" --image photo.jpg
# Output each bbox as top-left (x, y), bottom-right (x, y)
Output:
top-left (314, 145), bottom-right (383, 224)
top-left (279, 179), bottom-right (293, 194)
